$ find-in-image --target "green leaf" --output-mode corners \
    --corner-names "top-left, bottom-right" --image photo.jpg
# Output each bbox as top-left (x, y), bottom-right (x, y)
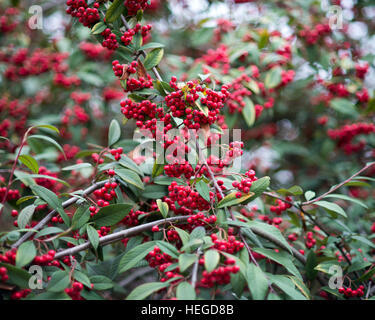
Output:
top-left (217, 192), bottom-right (254, 208)
top-left (16, 241), bottom-right (36, 267)
top-left (288, 276), bottom-right (310, 299)
top-left (176, 282), bottom-right (196, 300)
top-left (314, 200), bottom-right (347, 218)
top-left (115, 168), bottom-right (144, 190)
top-left (246, 264), bottom-right (269, 300)
top-left (142, 184), bottom-right (167, 199)
top-left (30, 185), bottom-right (69, 225)
top-left (118, 241), bottom-right (157, 273)
top-left (92, 203), bottom-right (133, 227)
top-left (178, 253), bottom-right (197, 272)
top-left (108, 119), bottom-right (121, 147)
top-left (173, 227), bottom-right (190, 248)
top-left (242, 97), bottom-right (255, 127)
top-left (32, 124), bottom-right (60, 134)
top-left (126, 282), bottom-right (169, 300)
top-left (250, 176), bottom-right (271, 195)
top-left (18, 204), bottom-right (36, 229)
top-left (323, 194), bottom-right (368, 209)
top-left (330, 98), bottom-right (358, 117)
top-left (195, 180), bottom-right (211, 202)
top-left (73, 270), bottom-right (91, 288)
top-left (105, 0), bottom-right (124, 23)
top-left (156, 241), bottom-right (180, 259)
top-left (253, 248), bottom-right (302, 279)
top-left (305, 250), bottom-right (318, 280)
top-left (268, 275), bottom-right (307, 300)
top-left (27, 135), bottom-right (64, 154)
top-left (277, 185), bottom-right (303, 196)
top-left (35, 227), bottom-right (63, 239)
top-left (246, 220), bottom-right (292, 254)
top-left (143, 48), bottom-right (164, 70)
top-left (156, 199), bottom-right (168, 218)
top-left (91, 21), bottom-right (107, 34)
top-left (119, 155), bottom-right (143, 176)
top-left (0, 263), bottom-right (31, 288)
top-left (87, 225), bottom-right (100, 250)
top-left (304, 191), bottom-right (315, 201)
top-left (190, 226), bottom-right (206, 240)
top-left (18, 155), bottom-right (39, 174)
top-left (72, 206), bottom-right (91, 230)
top-left (204, 249), bottom-right (220, 273)
top-left (264, 67), bottom-right (282, 89)
top-left (47, 271), bottom-right (70, 292)
top-left (140, 42), bottom-right (165, 50)
top-left (314, 261), bottom-right (340, 275)
top-left (90, 275), bottom-right (114, 290)
top-left (351, 235), bottom-right (375, 249)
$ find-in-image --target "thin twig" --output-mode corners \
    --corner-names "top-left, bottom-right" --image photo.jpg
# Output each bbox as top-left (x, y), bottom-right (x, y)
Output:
top-left (54, 215), bottom-right (191, 259)
top-left (11, 180), bottom-right (109, 248)
top-left (302, 161), bottom-right (375, 206)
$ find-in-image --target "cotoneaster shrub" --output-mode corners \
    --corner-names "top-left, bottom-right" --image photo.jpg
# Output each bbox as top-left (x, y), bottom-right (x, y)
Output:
top-left (0, 0), bottom-right (374, 300)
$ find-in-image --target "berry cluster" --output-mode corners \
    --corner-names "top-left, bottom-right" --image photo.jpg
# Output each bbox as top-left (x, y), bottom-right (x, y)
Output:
top-left (0, 187), bottom-right (20, 202)
top-left (1, 48), bottom-right (68, 81)
top-left (164, 162), bottom-right (194, 179)
top-left (33, 251), bottom-right (59, 266)
top-left (92, 181), bottom-right (118, 209)
top-left (101, 28), bottom-right (119, 50)
top-left (124, 0), bottom-right (149, 15)
top-left (269, 196), bottom-right (292, 215)
top-left (11, 289), bottom-right (31, 300)
top-left (79, 41), bottom-right (113, 60)
top-left (120, 99), bottom-right (165, 131)
top-left (233, 169), bottom-right (257, 198)
top-left (328, 122), bottom-right (375, 154)
top-left (287, 233), bottom-right (298, 242)
top-left (211, 234), bottom-right (244, 254)
top-left (0, 7), bottom-right (19, 33)
top-left (355, 63), bottom-right (369, 79)
top-left (126, 74), bottom-right (154, 92)
top-left (91, 152), bottom-right (104, 164)
top-left (186, 213), bottom-right (217, 228)
top-left (299, 23), bottom-right (331, 45)
top-left (305, 231), bottom-right (316, 249)
top-left (146, 246), bottom-right (173, 268)
top-left (121, 24), bottom-right (152, 46)
top-left (66, 0), bottom-right (100, 27)
top-left (65, 281), bottom-right (84, 300)
top-left (53, 73), bottom-right (81, 88)
top-left (0, 266), bottom-right (9, 282)
top-left (165, 77), bottom-right (229, 129)
top-left (338, 285), bottom-right (365, 298)
top-left (165, 181), bottom-right (213, 215)
top-left (199, 265), bottom-right (240, 288)
top-left (110, 147), bottom-right (123, 161)
top-left (62, 105), bottom-right (89, 125)
top-left (0, 248), bottom-right (16, 264)
top-left (112, 60), bottom-right (138, 78)
top-left (121, 209), bottom-right (146, 227)
top-left (158, 263), bottom-right (181, 283)
top-left (258, 215), bottom-right (283, 227)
